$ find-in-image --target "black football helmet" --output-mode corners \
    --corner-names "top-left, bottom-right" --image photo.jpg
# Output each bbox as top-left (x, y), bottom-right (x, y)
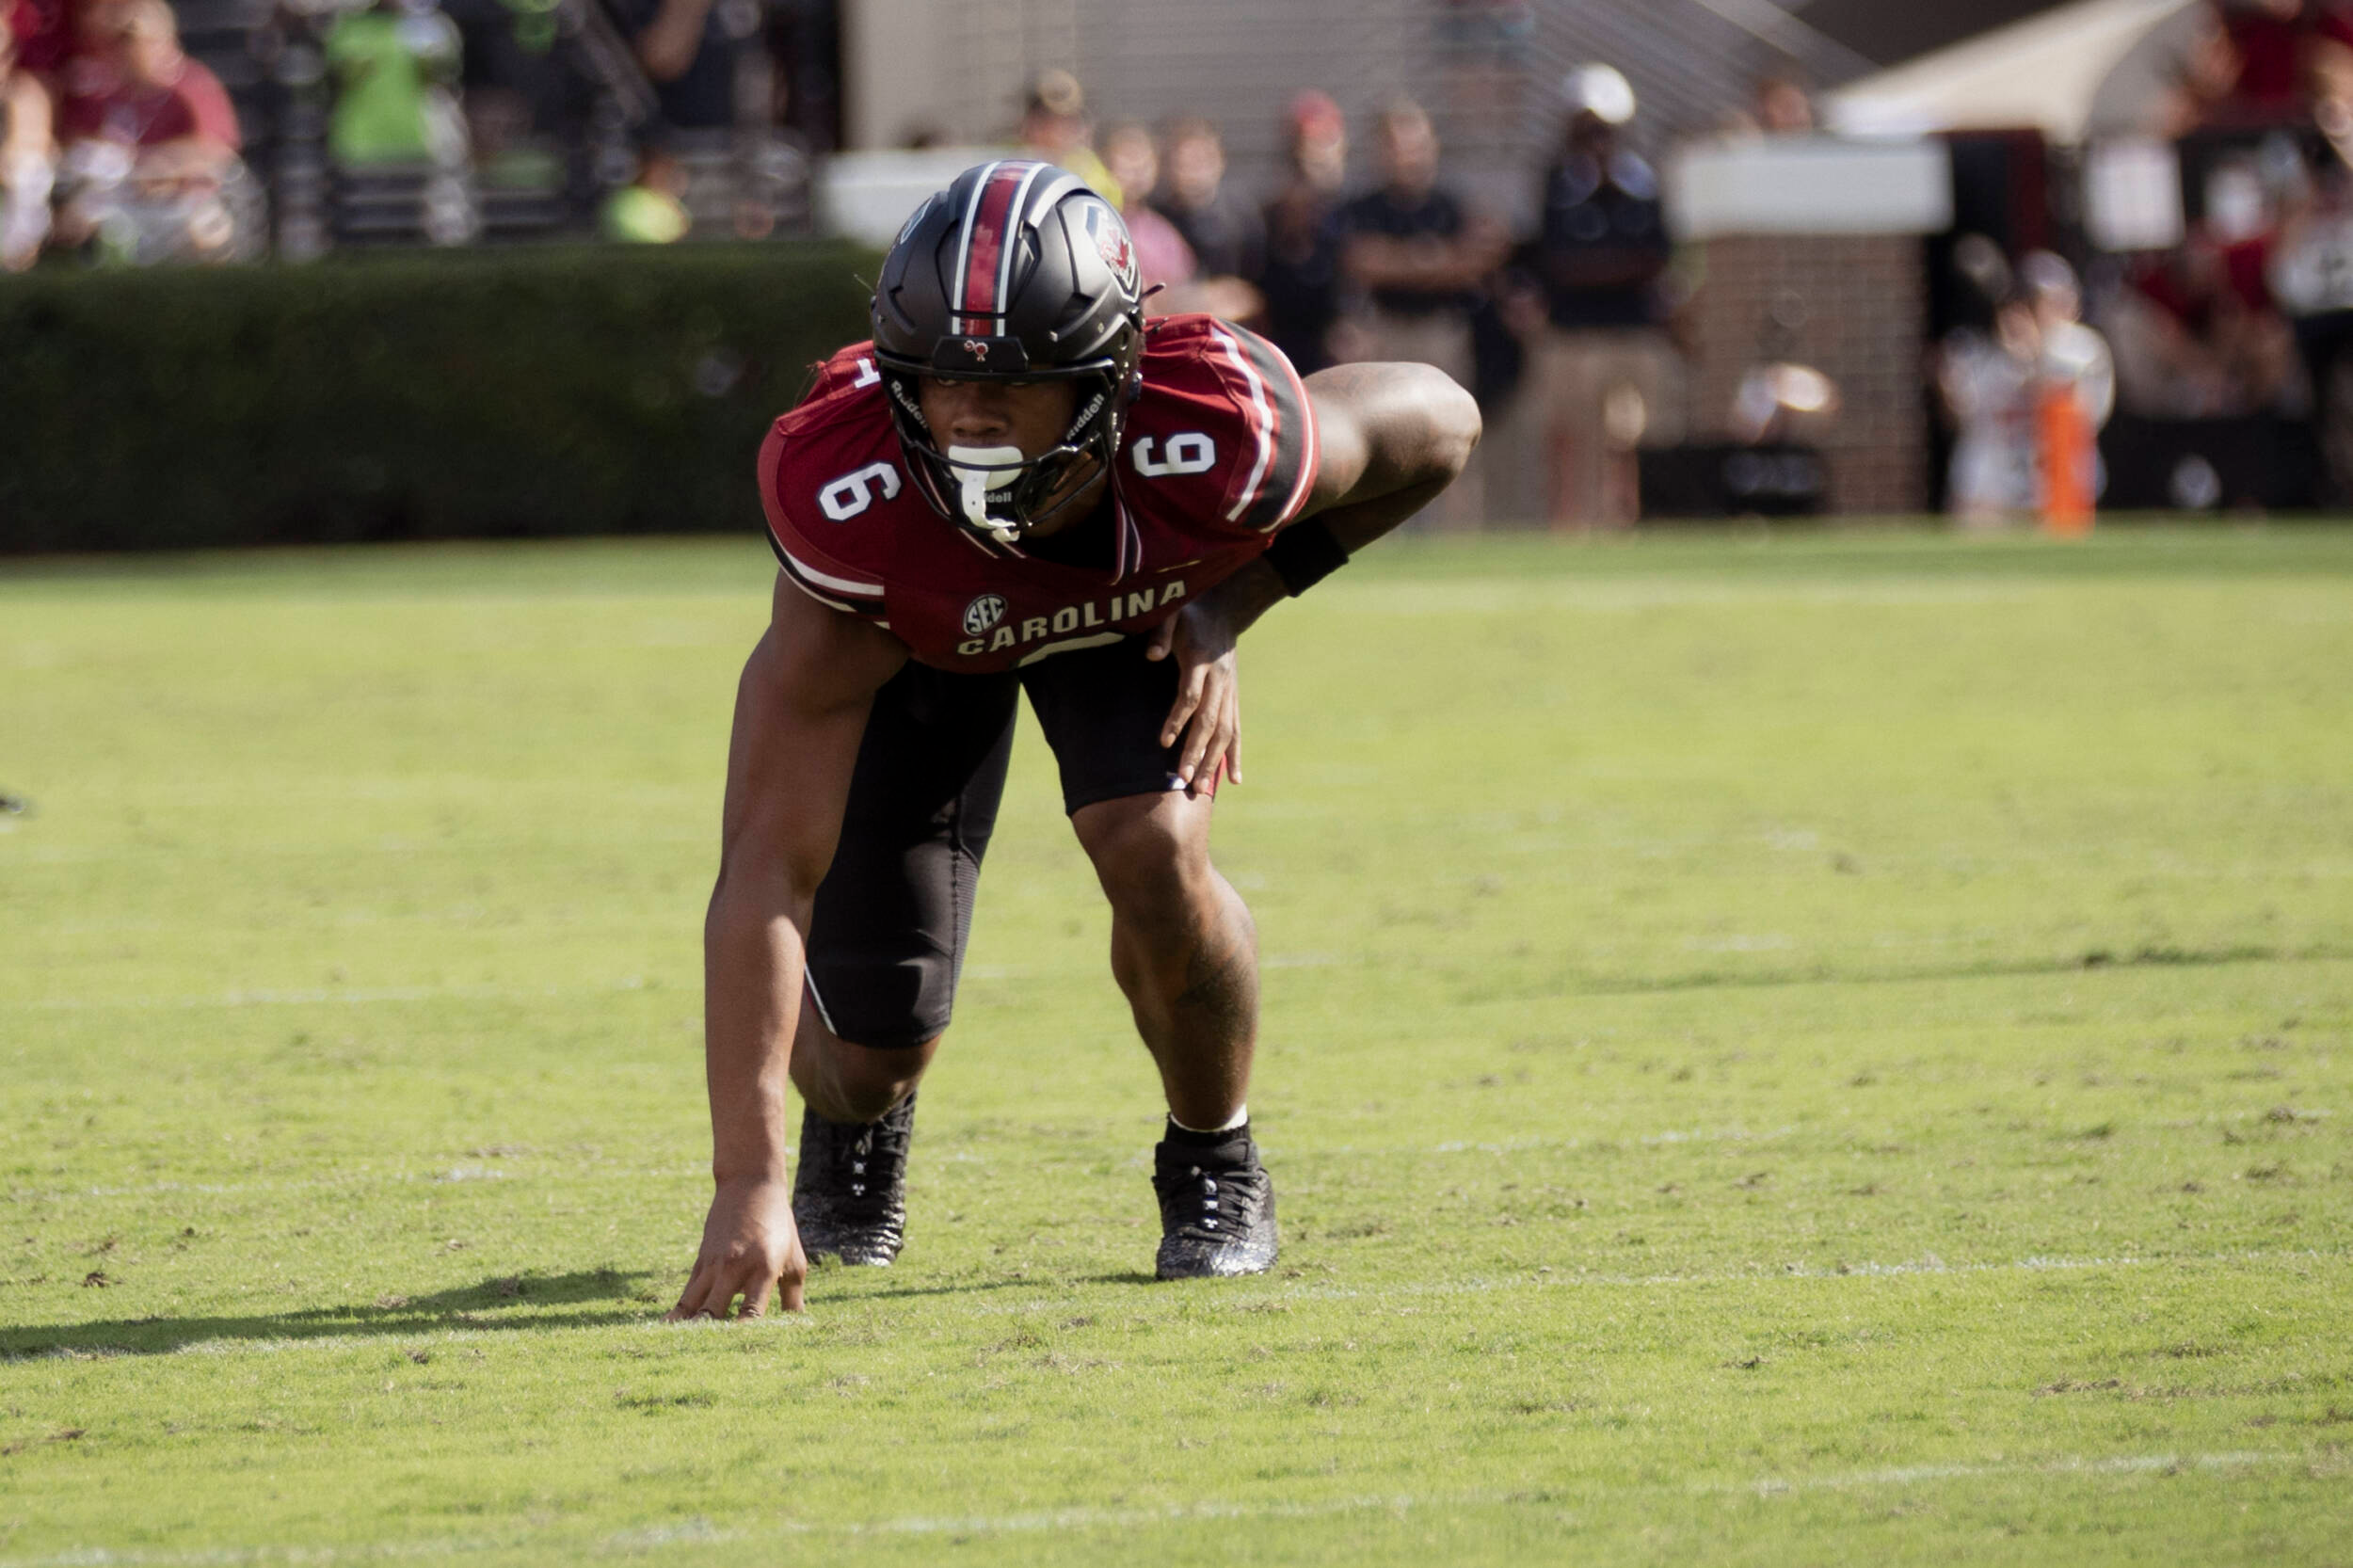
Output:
top-left (871, 160), bottom-right (1146, 546)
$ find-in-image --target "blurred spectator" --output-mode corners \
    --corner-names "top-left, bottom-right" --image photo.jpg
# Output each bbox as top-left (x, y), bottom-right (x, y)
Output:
top-left (607, 0), bottom-right (736, 131)
top-left (60, 0), bottom-right (131, 97)
top-left (1336, 101), bottom-right (1500, 376)
top-left (7, 0), bottom-right (75, 80)
top-left (2025, 251), bottom-right (2113, 528)
top-left (2269, 148), bottom-right (2353, 492)
top-left (764, 0), bottom-right (839, 152)
top-left (1, 14), bottom-right (55, 268)
top-left (2206, 0), bottom-right (2353, 128)
top-left (1096, 119), bottom-right (1194, 295)
top-left (2087, 2), bottom-right (2241, 139)
top-left (1152, 115), bottom-right (1263, 319)
top-left (2023, 251), bottom-right (2117, 431)
top-left (445, 0), bottom-right (582, 191)
top-left (1937, 251), bottom-right (2114, 525)
top-left (325, 0), bottom-right (467, 167)
top-left (1257, 88), bottom-right (1349, 374)
top-left (2110, 257), bottom-right (2298, 416)
top-left (600, 141), bottom-right (687, 241)
top-left (1335, 100), bottom-right (1504, 525)
top-left (1753, 72), bottom-right (1815, 135)
top-left (1937, 275), bottom-right (2041, 523)
top-left (1526, 65), bottom-right (1681, 529)
top-left (2105, 152), bottom-right (2305, 417)
top-left (2268, 143), bottom-right (2353, 316)
top-left (2217, 0), bottom-right (2308, 121)
top-left (2315, 4), bottom-right (2353, 123)
top-left (1017, 67), bottom-right (1115, 203)
top-left (1720, 69), bottom-right (1816, 136)
top-left (53, 0), bottom-right (239, 262)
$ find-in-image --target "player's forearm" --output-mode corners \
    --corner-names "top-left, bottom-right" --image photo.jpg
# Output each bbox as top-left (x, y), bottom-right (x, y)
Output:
top-left (1211, 462), bottom-right (1461, 634)
top-left (1188, 559), bottom-right (1288, 641)
top-left (1315, 469), bottom-right (1463, 556)
top-left (700, 873), bottom-right (813, 1182)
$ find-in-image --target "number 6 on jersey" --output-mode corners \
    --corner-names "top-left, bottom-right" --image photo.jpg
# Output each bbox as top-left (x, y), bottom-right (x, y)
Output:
top-left (820, 462), bottom-right (903, 520)
top-left (1132, 434), bottom-right (1217, 478)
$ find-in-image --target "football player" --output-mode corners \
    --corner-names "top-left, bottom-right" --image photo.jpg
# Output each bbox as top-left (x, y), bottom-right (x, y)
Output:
top-left (672, 160), bottom-right (1478, 1317)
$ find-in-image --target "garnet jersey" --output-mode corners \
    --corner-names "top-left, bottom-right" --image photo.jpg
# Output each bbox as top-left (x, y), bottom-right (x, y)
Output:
top-left (759, 313), bottom-right (1320, 673)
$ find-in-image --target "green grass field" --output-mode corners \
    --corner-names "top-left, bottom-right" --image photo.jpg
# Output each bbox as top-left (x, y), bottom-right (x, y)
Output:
top-left (2, 527), bottom-right (2349, 1564)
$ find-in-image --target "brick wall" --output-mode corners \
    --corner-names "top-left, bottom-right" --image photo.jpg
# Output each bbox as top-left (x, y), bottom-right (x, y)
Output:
top-left (1684, 233), bottom-right (1930, 516)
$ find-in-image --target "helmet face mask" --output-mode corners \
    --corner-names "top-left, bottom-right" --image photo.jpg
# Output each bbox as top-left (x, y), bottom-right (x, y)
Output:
top-left (871, 161), bottom-right (1146, 547)
top-left (884, 369), bottom-right (1118, 544)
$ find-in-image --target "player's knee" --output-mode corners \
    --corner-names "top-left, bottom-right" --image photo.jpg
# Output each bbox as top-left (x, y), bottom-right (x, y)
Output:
top-left (794, 1007), bottom-right (936, 1122)
top-left (1076, 799), bottom-right (1211, 933)
top-left (806, 1046), bottom-right (928, 1122)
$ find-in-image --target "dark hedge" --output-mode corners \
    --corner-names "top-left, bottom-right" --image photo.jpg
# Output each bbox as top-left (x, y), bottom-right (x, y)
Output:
top-left (0, 243), bottom-right (878, 553)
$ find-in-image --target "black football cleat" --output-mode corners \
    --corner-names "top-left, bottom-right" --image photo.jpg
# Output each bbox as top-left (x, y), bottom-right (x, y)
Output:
top-left (792, 1091), bottom-right (917, 1266)
top-left (1152, 1128), bottom-right (1278, 1279)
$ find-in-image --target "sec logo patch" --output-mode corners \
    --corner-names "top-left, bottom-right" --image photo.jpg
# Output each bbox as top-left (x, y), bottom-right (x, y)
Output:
top-left (963, 594), bottom-right (1008, 635)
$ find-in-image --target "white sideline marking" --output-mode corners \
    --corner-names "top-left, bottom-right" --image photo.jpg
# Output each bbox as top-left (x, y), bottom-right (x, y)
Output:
top-left (1711, 1448), bottom-right (2287, 1499)
top-left (0, 1452), bottom-right (2297, 1565)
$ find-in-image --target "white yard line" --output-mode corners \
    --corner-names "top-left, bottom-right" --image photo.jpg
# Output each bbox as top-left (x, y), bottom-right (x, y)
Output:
top-left (0, 1451), bottom-right (2299, 1566)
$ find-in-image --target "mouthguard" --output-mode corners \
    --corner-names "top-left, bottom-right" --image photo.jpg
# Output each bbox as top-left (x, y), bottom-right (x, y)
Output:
top-left (945, 445), bottom-right (1028, 544)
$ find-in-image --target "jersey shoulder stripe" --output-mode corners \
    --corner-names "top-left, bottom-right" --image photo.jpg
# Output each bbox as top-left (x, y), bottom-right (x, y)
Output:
top-left (1200, 321), bottom-right (1320, 534)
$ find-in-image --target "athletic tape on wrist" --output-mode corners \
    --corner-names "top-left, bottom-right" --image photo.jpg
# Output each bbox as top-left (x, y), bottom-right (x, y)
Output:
top-left (1261, 519), bottom-right (1349, 597)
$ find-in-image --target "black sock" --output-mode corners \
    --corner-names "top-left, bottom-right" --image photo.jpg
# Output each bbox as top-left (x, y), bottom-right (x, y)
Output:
top-left (1164, 1115), bottom-right (1248, 1149)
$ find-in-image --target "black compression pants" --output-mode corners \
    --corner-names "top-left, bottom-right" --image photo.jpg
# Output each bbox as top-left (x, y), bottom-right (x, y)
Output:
top-left (803, 635), bottom-right (1198, 1049)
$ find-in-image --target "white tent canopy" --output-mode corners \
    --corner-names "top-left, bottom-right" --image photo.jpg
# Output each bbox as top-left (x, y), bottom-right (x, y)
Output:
top-left (1823, 0), bottom-right (2197, 144)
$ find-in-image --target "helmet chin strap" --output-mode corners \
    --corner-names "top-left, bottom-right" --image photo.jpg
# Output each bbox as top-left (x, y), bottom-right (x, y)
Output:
top-left (946, 445), bottom-right (1029, 545)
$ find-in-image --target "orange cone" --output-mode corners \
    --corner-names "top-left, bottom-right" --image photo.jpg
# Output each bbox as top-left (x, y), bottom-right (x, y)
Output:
top-left (2040, 385), bottom-right (2094, 537)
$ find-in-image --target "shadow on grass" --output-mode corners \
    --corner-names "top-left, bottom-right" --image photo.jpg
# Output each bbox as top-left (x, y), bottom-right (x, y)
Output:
top-left (1, 1267), bottom-right (662, 1357)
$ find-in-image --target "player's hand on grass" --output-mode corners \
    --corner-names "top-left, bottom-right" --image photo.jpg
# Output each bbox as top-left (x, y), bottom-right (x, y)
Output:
top-left (1146, 600), bottom-right (1244, 797)
top-left (669, 1176), bottom-right (807, 1320)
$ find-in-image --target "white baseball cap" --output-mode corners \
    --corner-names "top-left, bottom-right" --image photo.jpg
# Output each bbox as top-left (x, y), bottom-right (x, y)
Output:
top-left (1561, 63), bottom-right (1637, 126)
